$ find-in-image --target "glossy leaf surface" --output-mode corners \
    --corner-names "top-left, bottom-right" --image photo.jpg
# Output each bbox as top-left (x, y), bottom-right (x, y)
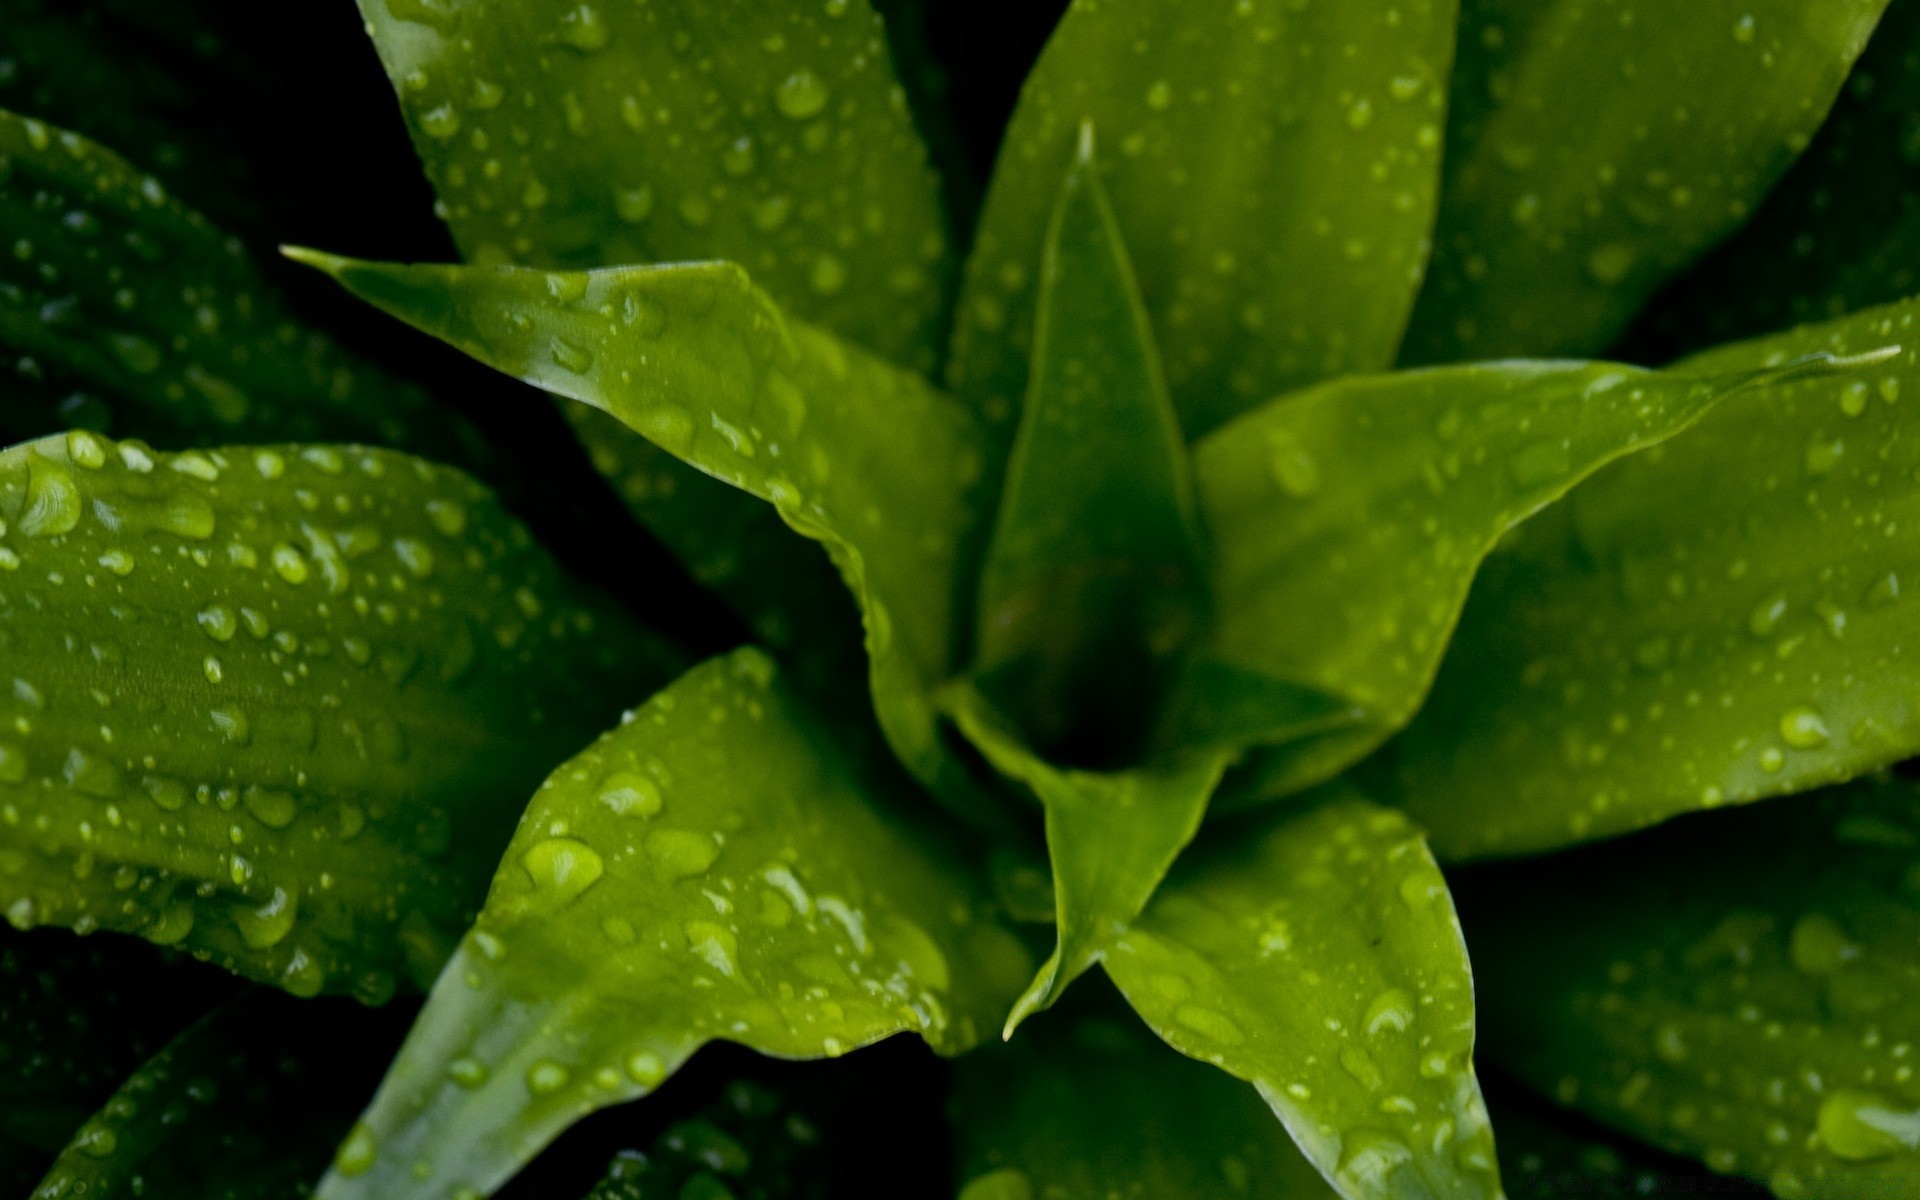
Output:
top-left (30, 990), bottom-right (403, 1200)
top-left (1194, 351), bottom-right (1865, 810)
top-left (970, 127), bottom-right (1204, 764)
top-left (315, 649), bottom-right (1031, 1200)
top-left (295, 252), bottom-right (993, 805)
top-left (1464, 776), bottom-right (1920, 1196)
top-left (355, 0), bottom-right (953, 371)
top-left (951, 0), bottom-right (1459, 436)
top-left (1106, 795), bottom-right (1501, 1200)
top-left (1384, 299), bottom-right (1920, 858)
top-left (952, 987), bottom-right (1337, 1200)
top-left (1402, 0), bottom-right (1887, 364)
top-left (0, 431), bottom-right (673, 998)
top-left (0, 109), bottom-right (483, 463)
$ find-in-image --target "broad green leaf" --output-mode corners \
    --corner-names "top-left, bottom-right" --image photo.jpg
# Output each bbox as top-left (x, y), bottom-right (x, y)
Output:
top-left (1381, 299), bottom-right (1920, 859)
top-left (1192, 350), bottom-right (1875, 811)
top-left (950, 0), bottom-right (1460, 437)
top-left (0, 431), bottom-right (676, 998)
top-left (942, 683), bottom-right (1229, 1033)
top-left (1401, 0), bottom-right (1888, 365)
top-left (313, 649), bottom-right (1032, 1200)
top-left (0, 109), bottom-right (486, 464)
top-left (952, 985), bottom-right (1337, 1200)
top-left (293, 252), bottom-right (998, 813)
top-left (1627, 0), bottom-right (1920, 358)
top-left (30, 990), bottom-right (402, 1200)
top-left (971, 126), bottom-right (1205, 764)
top-left (0, 928), bottom-right (232, 1166)
top-left (1463, 775), bottom-right (1920, 1196)
top-left (1105, 793), bottom-right (1502, 1200)
top-left (354, 0), bottom-right (954, 371)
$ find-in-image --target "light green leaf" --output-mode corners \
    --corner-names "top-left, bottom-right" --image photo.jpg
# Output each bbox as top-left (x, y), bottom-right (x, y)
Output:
top-left (1627, 1), bottom-right (1920, 358)
top-left (30, 990), bottom-right (400, 1200)
top-left (1381, 299), bottom-right (1920, 859)
top-left (0, 430), bottom-right (676, 998)
top-left (952, 984), bottom-right (1337, 1200)
top-left (1193, 350), bottom-right (1872, 811)
top-left (1105, 793), bottom-right (1502, 1200)
top-left (0, 109), bottom-right (485, 464)
top-left (292, 251), bottom-right (998, 813)
top-left (1402, 0), bottom-right (1887, 365)
top-left (1463, 775), bottom-right (1920, 1196)
top-left (970, 125), bottom-right (1205, 764)
top-left (950, 0), bottom-right (1460, 437)
top-left (313, 648), bottom-right (1032, 1200)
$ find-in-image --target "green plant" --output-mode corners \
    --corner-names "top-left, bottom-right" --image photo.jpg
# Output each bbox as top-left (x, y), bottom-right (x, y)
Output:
top-left (6, 1), bottom-right (1920, 1197)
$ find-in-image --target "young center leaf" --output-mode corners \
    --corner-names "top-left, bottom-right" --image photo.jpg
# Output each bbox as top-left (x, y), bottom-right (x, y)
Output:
top-left (292, 250), bottom-right (997, 812)
top-left (0, 110), bottom-right (484, 464)
top-left (29, 990), bottom-right (405, 1200)
top-left (952, 984), bottom-right (1338, 1200)
top-left (1462, 776), bottom-right (1920, 1195)
top-left (1191, 347), bottom-right (1881, 811)
top-left (0, 431), bottom-right (677, 999)
top-left (313, 649), bottom-right (1032, 1200)
top-left (1105, 793), bottom-right (1503, 1200)
top-left (951, 0), bottom-right (1460, 437)
top-left (1381, 298), bottom-right (1920, 859)
top-left (1402, 0), bottom-right (1889, 365)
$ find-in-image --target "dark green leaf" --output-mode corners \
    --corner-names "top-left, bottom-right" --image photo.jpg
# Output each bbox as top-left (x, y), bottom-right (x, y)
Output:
top-left (1402, 0), bottom-right (1888, 365)
top-left (1105, 793), bottom-right (1502, 1200)
top-left (952, 983), bottom-right (1337, 1200)
top-left (292, 251), bottom-right (999, 816)
top-left (0, 109), bottom-right (486, 464)
top-left (581, 1081), bottom-right (830, 1200)
top-left (313, 649), bottom-right (1031, 1200)
top-left (1462, 775), bottom-right (1920, 1196)
top-left (1193, 350), bottom-right (1869, 811)
top-left (1381, 300), bottom-right (1920, 858)
top-left (0, 430), bottom-right (676, 998)
top-left (970, 125), bottom-right (1204, 764)
top-left (950, 0), bottom-right (1459, 436)
top-left (1627, 1), bottom-right (1920, 358)
top-left (30, 990), bottom-right (404, 1200)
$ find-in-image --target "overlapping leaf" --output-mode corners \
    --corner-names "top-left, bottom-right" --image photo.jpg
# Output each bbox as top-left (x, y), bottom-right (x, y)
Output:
top-left (580, 1081), bottom-right (832, 1200)
top-left (30, 990), bottom-right (403, 1200)
top-left (1463, 776), bottom-right (1920, 1195)
top-left (293, 250), bottom-right (999, 816)
top-left (314, 649), bottom-right (1031, 1200)
top-left (1104, 793), bottom-right (1501, 1200)
top-left (952, 986), bottom-right (1337, 1200)
top-left (1403, 0), bottom-right (1888, 364)
top-left (951, 0), bottom-right (1459, 437)
top-left (0, 109), bottom-right (485, 463)
top-left (1195, 348), bottom-right (1878, 811)
top-left (1381, 298), bottom-right (1920, 858)
top-left (0, 431), bottom-right (675, 998)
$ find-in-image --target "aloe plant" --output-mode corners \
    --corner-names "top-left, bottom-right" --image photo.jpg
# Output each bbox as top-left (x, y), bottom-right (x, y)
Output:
top-left (6, 1), bottom-right (1920, 1197)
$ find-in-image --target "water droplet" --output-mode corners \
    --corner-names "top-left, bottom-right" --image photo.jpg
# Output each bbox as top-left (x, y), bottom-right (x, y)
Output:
top-left (684, 919), bottom-right (739, 977)
top-left (1585, 243), bottom-right (1637, 286)
top-left (1146, 80), bottom-right (1173, 110)
top-left (775, 70), bottom-right (830, 119)
top-left (1779, 706), bottom-right (1830, 749)
top-left (598, 770), bottom-right (662, 817)
top-left (232, 886), bottom-right (297, 949)
top-left (334, 1123), bottom-right (378, 1176)
top-left (648, 829), bottom-right (720, 879)
top-left (527, 1060), bottom-right (571, 1094)
top-left (558, 3), bottom-right (609, 51)
top-left (1790, 912), bottom-right (1857, 975)
top-left (19, 455), bottom-right (81, 537)
top-left (450, 1058), bottom-right (490, 1088)
top-left (1363, 988), bottom-right (1414, 1035)
top-left (1817, 1090), bottom-right (1920, 1160)
top-left (959, 1169), bottom-right (1034, 1200)
top-left (1733, 14), bottom-right (1757, 43)
top-left (522, 838), bottom-right (605, 905)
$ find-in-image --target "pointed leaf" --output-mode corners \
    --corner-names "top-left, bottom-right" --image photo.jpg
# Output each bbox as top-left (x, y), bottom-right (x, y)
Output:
top-left (952, 985), bottom-right (1337, 1200)
top-left (1105, 794), bottom-right (1502, 1200)
top-left (313, 649), bottom-right (1033, 1200)
top-left (0, 431), bottom-right (676, 997)
top-left (951, 0), bottom-right (1460, 436)
top-left (1463, 775), bottom-right (1920, 1196)
top-left (294, 252), bottom-right (998, 812)
top-left (30, 990), bottom-right (403, 1200)
top-left (971, 127), bottom-right (1205, 762)
top-left (1627, 2), bottom-right (1920, 358)
top-left (1402, 0), bottom-right (1888, 364)
top-left (1192, 350), bottom-right (1870, 810)
top-left (1382, 299), bottom-right (1920, 858)
top-left (0, 109), bottom-right (485, 464)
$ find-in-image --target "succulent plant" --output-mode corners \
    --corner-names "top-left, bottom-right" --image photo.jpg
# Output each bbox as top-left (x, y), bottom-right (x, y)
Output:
top-left (6, 1), bottom-right (1920, 1198)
